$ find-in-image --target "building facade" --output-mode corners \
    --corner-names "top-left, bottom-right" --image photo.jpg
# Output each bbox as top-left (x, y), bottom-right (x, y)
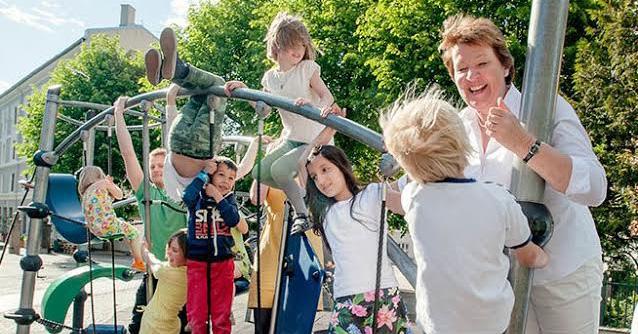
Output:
top-left (0, 4), bottom-right (157, 239)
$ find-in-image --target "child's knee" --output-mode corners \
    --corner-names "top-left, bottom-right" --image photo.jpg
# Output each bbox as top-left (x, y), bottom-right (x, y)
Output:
top-left (270, 160), bottom-right (296, 186)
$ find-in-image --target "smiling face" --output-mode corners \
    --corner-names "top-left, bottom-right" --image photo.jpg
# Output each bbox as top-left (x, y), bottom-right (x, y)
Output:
top-left (210, 163), bottom-right (237, 196)
top-left (306, 154), bottom-right (352, 201)
top-left (276, 42), bottom-right (306, 70)
top-left (149, 153), bottom-right (165, 188)
top-left (451, 43), bottom-right (509, 114)
top-left (166, 238), bottom-right (186, 267)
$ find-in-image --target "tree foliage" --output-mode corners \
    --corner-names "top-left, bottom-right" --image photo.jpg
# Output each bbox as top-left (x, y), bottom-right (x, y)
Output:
top-left (572, 0), bottom-right (638, 272)
top-left (15, 0), bottom-right (638, 272)
top-left (17, 35), bottom-right (155, 194)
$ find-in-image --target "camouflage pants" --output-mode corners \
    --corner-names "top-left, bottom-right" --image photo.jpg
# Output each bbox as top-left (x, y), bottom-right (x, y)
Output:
top-left (169, 65), bottom-right (226, 159)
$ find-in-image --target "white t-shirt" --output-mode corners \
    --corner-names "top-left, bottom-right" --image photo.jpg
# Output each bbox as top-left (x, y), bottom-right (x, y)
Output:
top-left (323, 183), bottom-right (398, 298)
top-left (162, 153), bottom-right (195, 203)
top-left (461, 85), bottom-right (606, 285)
top-left (261, 60), bottom-right (327, 144)
top-left (402, 179), bottom-right (531, 334)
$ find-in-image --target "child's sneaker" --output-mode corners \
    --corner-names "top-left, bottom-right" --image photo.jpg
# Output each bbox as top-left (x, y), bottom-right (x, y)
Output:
top-left (160, 27), bottom-right (177, 80)
top-left (290, 214), bottom-right (311, 235)
top-left (131, 259), bottom-right (146, 272)
top-left (144, 49), bottom-right (162, 86)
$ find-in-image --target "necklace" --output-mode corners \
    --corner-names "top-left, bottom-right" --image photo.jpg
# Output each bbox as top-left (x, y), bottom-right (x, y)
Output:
top-left (273, 67), bottom-right (292, 90)
top-left (475, 112), bottom-right (489, 129)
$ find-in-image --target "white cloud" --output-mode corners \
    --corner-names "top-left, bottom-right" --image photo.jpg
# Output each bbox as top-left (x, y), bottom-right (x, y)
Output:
top-left (0, 2), bottom-right (85, 33)
top-left (0, 80), bottom-right (11, 94)
top-left (163, 0), bottom-right (200, 27)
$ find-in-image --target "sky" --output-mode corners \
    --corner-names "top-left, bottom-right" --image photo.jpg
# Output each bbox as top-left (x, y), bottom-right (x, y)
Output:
top-left (0, 0), bottom-right (200, 94)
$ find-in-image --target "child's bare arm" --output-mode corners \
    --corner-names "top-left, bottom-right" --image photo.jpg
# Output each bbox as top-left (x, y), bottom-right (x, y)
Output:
top-left (308, 71), bottom-right (334, 115)
top-left (512, 243), bottom-right (549, 268)
top-left (249, 180), bottom-right (269, 205)
top-left (114, 96), bottom-right (143, 190)
top-left (224, 81), bottom-right (272, 116)
top-left (236, 218), bottom-right (249, 234)
top-left (386, 189), bottom-right (405, 215)
top-left (165, 83), bottom-right (180, 130)
top-left (296, 108), bottom-right (344, 189)
top-left (142, 244), bottom-right (161, 274)
top-left (104, 176), bottom-right (124, 200)
top-left (236, 135), bottom-right (272, 180)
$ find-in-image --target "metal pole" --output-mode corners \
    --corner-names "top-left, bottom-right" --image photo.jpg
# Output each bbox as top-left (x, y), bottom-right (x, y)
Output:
top-left (15, 85), bottom-right (61, 334)
top-left (85, 110), bottom-right (96, 166)
top-left (507, 1), bottom-right (569, 333)
top-left (141, 100), bottom-right (154, 301)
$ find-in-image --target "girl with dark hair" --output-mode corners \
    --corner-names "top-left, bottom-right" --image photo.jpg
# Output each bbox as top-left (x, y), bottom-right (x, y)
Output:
top-left (140, 229), bottom-right (188, 334)
top-left (298, 139), bottom-right (412, 333)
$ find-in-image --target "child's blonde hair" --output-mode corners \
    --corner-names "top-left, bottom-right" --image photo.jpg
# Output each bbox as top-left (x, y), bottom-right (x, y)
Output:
top-left (380, 86), bottom-right (471, 183)
top-left (77, 166), bottom-right (106, 195)
top-left (265, 12), bottom-right (317, 62)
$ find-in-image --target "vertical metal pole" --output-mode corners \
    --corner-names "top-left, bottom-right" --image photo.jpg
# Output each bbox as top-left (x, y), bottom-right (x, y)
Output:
top-left (85, 110), bottom-right (96, 167)
top-left (506, 1), bottom-right (569, 333)
top-left (141, 100), bottom-right (154, 301)
top-left (15, 85), bottom-right (61, 334)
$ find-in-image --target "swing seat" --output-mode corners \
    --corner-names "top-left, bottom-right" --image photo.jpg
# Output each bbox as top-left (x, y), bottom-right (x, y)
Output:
top-left (84, 324), bottom-right (126, 333)
top-left (96, 233), bottom-right (126, 242)
top-left (45, 173), bottom-right (96, 244)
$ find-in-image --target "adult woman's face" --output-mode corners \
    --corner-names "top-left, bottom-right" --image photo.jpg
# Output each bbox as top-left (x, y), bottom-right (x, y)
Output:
top-left (451, 43), bottom-right (509, 114)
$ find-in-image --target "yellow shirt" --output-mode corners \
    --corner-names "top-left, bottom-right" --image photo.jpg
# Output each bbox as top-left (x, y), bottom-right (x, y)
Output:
top-left (140, 264), bottom-right (187, 334)
top-left (248, 189), bottom-right (324, 309)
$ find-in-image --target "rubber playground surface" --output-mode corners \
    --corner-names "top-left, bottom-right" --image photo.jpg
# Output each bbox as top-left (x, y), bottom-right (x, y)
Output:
top-left (0, 246), bottom-right (332, 334)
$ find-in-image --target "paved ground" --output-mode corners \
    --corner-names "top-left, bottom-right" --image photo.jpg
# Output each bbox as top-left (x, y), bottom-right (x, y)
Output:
top-left (0, 244), bottom-right (335, 334)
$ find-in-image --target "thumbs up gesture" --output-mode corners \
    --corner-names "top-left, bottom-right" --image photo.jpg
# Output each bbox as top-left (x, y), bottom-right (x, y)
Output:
top-left (485, 97), bottom-right (533, 154)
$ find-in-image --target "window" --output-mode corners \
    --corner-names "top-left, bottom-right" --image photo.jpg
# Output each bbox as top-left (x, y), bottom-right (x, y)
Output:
top-left (14, 106), bottom-right (18, 124)
top-left (11, 173), bottom-right (15, 192)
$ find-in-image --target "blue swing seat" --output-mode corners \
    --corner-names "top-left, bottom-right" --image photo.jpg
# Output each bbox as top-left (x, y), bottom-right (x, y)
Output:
top-left (45, 173), bottom-right (96, 244)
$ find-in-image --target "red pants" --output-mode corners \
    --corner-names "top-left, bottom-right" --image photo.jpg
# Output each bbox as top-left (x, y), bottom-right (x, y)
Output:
top-left (186, 259), bottom-right (234, 334)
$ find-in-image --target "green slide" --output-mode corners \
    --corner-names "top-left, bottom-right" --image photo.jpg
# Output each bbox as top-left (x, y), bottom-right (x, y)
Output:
top-left (41, 264), bottom-right (135, 333)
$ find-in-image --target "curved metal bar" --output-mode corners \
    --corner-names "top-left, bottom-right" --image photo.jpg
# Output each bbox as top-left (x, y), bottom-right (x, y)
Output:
top-left (58, 100), bottom-right (163, 122)
top-left (199, 86), bottom-right (386, 152)
top-left (221, 135), bottom-right (254, 146)
top-left (54, 87), bottom-right (384, 158)
top-left (57, 113), bottom-right (162, 131)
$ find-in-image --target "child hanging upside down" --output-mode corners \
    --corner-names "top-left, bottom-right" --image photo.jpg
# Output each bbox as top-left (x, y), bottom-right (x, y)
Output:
top-left (78, 166), bottom-right (145, 271)
top-left (145, 27), bottom-right (227, 203)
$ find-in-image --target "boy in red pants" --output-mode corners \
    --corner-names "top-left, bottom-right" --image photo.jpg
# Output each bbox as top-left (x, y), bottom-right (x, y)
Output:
top-left (182, 157), bottom-right (246, 334)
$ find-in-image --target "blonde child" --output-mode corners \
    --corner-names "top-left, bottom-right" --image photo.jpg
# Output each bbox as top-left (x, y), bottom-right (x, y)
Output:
top-left (224, 12), bottom-right (338, 233)
top-left (380, 88), bottom-right (548, 333)
top-left (140, 229), bottom-right (188, 334)
top-left (78, 166), bottom-right (144, 271)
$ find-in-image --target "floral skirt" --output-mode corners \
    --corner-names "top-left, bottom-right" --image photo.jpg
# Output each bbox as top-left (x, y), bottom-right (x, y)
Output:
top-left (328, 287), bottom-right (413, 334)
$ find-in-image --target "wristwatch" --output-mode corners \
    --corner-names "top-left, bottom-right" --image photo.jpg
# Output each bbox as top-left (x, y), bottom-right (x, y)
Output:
top-left (522, 139), bottom-right (542, 163)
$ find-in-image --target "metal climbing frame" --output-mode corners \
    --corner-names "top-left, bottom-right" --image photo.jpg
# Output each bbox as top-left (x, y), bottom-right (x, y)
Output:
top-left (10, 82), bottom-right (384, 334)
top-left (10, 0), bottom-right (569, 328)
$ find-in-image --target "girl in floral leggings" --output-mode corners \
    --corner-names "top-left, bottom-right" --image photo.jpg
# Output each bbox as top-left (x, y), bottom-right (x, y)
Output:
top-left (78, 166), bottom-right (144, 271)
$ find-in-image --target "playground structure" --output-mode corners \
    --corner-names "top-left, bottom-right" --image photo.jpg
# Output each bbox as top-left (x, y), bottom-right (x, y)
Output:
top-left (3, 1), bottom-right (567, 333)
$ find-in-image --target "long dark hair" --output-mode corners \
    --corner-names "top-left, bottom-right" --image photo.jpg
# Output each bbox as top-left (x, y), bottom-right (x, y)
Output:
top-left (306, 145), bottom-right (368, 242)
top-left (168, 228), bottom-right (188, 256)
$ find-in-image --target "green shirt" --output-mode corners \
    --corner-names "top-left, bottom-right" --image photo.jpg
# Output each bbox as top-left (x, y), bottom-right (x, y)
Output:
top-left (135, 183), bottom-right (187, 260)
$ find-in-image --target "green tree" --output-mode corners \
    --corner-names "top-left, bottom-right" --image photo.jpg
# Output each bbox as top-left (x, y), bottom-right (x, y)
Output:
top-left (17, 35), bottom-right (153, 192)
top-left (572, 0), bottom-right (638, 273)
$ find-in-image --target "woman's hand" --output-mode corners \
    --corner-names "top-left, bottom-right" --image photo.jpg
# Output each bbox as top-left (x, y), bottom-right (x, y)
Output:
top-left (485, 97), bottom-right (534, 156)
